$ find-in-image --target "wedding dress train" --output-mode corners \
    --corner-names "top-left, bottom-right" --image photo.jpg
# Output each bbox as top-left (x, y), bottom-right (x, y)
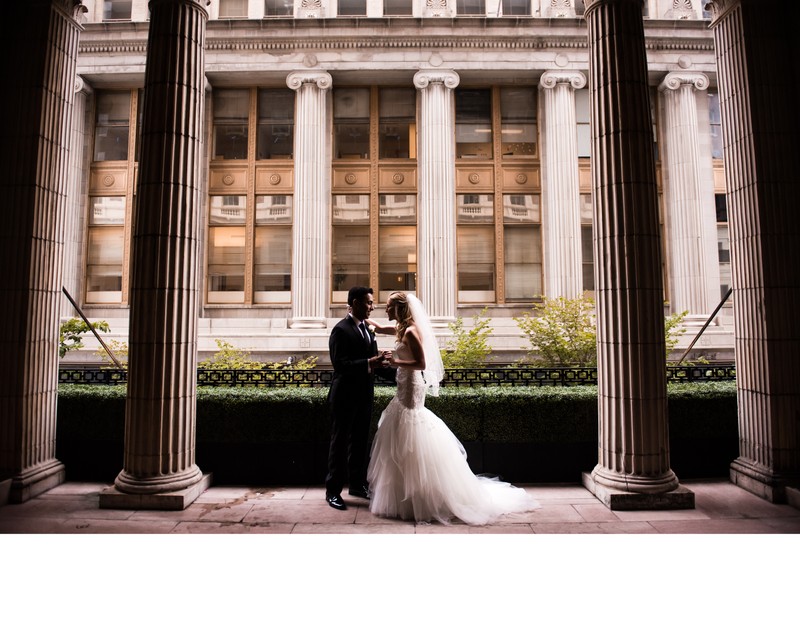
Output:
top-left (367, 342), bottom-right (540, 525)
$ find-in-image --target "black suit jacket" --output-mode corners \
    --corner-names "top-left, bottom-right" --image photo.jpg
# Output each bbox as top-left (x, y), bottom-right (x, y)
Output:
top-left (328, 316), bottom-right (393, 412)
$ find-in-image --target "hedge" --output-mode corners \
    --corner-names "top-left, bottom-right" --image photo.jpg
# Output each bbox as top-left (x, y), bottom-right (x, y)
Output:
top-left (56, 382), bottom-right (738, 484)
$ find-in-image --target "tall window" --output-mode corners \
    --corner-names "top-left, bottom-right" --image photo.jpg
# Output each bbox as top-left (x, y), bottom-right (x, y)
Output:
top-left (86, 89), bottom-right (140, 304)
top-left (379, 87), bottom-right (415, 159)
top-left (457, 0), bottom-right (485, 14)
top-left (213, 89), bottom-right (249, 160)
top-left (334, 88), bottom-right (370, 159)
top-left (503, 195), bottom-right (542, 301)
top-left (103, 0), bottom-right (132, 20)
top-left (219, 0), bottom-right (248, 17)
top-left (580, 193), bottom-right (594, 292)
top-left (709, 92), bottom-right (723, 159)
top-left (455, 86), bottom-right (541, 304)
top-left (257, 88), bottom-right (295, 159)
top-left (331, 87), bottom-right (418, 302)
top-left (338, 0), bottom-right (367, 15)
top-left (94, 92), bottom-right (131, 161)
top-left (86, 197), bottom-right (125, 303)
top-left (264, 0), bottom-right (294, 16)
top-left (456, 89), bottom-right (493, 159)
top-left (501, 0), bottom-right (530, 16)
top-left (384, 0), bottom-right (413, 15)
top-left (207, 87), bottom-right (295, 304)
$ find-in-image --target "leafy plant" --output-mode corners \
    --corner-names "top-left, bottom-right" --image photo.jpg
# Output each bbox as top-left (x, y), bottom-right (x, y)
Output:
top-left (59, 317), bottom-right (110, 358)
top-left (442, 307), bottom-right (493, 369)
top-left (198, 339), bottom-right (264, 370)
top-left (515, 295), bottom-right (597, 367)
top-left (94, 339), bottom-right (128, 369)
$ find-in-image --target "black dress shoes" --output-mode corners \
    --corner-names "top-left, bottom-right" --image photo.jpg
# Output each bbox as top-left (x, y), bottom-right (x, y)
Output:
top-left (348, 484), bottom-right (371, 500)
top-left (326, 493), bottom-right (347, 510)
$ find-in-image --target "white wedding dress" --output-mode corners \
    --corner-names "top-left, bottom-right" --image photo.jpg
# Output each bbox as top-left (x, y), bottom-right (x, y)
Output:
top-left (367, 342), bottom-right (540, 525)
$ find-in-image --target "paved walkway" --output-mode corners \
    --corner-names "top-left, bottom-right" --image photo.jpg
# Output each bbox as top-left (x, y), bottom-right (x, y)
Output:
top-left (2, 478), bottom-right (799, 534)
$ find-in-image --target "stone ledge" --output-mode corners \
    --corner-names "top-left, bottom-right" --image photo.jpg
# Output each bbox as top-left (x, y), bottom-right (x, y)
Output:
top-left (99, 473), bottom-right (212, 510)
top-left (786, 487), bottom-right (800, 511)
top-left (582, 472), bottom-right (696, 511)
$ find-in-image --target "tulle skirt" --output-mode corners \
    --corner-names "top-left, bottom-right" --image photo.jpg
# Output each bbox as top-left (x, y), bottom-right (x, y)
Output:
top-left (367, 396), bottom-right (540, 526)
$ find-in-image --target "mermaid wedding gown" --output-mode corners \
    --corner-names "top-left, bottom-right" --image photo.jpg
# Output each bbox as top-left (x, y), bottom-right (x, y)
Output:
top-left (367, 342), bottom-right (540, 525)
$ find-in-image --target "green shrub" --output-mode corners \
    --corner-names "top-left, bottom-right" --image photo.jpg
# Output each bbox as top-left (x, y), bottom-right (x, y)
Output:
top-left (515, 295), bottom-right (597, 367)
top-left (59, 317), bottom-right (110, 358)
top-left (442, 307), bottom-right (493, 369)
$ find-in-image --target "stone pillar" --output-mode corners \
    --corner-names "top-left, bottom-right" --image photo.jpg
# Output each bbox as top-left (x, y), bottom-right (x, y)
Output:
top-left (658, 71), bottom-right (720, 322)
top-left (581, 0), bottom-right (693, 509)
top-left (0, 0), bottom-right (85, 503)
top-left (414, 70), bottom-right (459, 325)
top-left (62, 76), bottom-right (92, 317)
top-left (540, 70), bottom-right (587, 299)
top-left (706, 0), bottom-right (800, 502)
top-left (101, 0), bottom-right (210, 510)
top-left (287, 71), bottom-right (332, 329)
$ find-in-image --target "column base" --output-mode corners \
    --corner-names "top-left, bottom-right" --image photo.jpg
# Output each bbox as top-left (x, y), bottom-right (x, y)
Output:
top-left (99, 473), bottom-right (212, 510)
top-left (729, 458), bottom-right (800, 504)
top-left (582, 472), bottom-right (695, 511)
top-left (289, 317), bottom-right (328, 329)
top-left (7, 460), bottom-right (66, 504)
top-left (786, 488), bottom-right (800, 511)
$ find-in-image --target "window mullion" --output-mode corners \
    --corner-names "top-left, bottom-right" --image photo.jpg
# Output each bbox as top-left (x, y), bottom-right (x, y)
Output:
top-left (244, 87), bottom-right (257, 305)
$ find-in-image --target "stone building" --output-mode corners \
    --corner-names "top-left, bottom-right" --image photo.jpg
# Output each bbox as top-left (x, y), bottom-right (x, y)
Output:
top-left (1, 0), bottom-right (797, 510)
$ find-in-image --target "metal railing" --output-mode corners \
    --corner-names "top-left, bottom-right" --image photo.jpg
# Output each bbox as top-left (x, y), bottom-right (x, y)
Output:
top-left (58, 364), bottom-right (736, 388)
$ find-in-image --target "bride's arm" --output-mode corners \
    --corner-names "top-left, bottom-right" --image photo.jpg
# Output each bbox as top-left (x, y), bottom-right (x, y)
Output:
top-left (391, 326), bottom-right (426, 371)
top-left (365, 318), bottom-right (396, 336)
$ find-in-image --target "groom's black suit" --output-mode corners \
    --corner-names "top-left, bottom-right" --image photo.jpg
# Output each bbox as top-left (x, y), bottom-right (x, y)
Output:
top-left (325, 314), bottom-right (394, 498)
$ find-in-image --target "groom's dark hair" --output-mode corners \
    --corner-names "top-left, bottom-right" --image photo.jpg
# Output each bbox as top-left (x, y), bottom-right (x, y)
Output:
top-left (347, 286), bottom-right (374, 306)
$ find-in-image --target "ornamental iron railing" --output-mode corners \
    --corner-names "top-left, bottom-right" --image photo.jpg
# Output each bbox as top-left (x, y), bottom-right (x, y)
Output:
top-left (58, 364), bottom-right (736, 388)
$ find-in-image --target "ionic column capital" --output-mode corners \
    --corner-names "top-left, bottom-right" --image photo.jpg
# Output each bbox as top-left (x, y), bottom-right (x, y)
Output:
top-left (585, 0), bottom-right (647, 13)
top-left (703, 0), bottom-right (739, 24)
top-left (413, 70), bottom-right (460, 91)
top-left (286, 71), bottom-right (332, 92)
top-left (659, 72), bottom-right (710, 93)
top-left (540, 70), bottom-right (587, 91)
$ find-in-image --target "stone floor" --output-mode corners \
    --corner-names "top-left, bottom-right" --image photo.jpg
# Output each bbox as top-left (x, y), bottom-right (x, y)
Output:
top-left (1, 477), bottom-right (799, 534)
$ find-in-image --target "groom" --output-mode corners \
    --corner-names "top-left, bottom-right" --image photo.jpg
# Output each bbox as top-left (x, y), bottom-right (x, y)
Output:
top-left (325, 286), bottom-right (394, 510)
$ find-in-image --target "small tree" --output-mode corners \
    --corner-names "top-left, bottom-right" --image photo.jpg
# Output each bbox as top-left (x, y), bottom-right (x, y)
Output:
top-left (442, 307), bottom-right (493, 369)
top-left (94, 340), bottom-right (128, 369)
top-left (59, 317), bottom-right (110, 358)
top-left (515, 295), bottom-right (597, 367)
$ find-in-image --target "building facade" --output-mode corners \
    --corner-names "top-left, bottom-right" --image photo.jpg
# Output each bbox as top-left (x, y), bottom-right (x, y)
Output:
top-left (64, 0), bottom-right (733, 365)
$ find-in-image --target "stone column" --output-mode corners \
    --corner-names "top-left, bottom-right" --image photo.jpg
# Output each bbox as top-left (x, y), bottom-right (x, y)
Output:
top-left (540, 70), bottom-right (587, 299)
top-left (658, 71), bottom-right (720, 322)
top-left (62, 76), bottom-right (92, 317)
top-left (287, 71), bottom-right (332, 329)
top-left (101, 0), bottom-right (210, 510)
top-left (0, 0), bottom-right (85, 503)
top-left (706, 0), bottom-right (800, 502)
top-left (414, 70), bottom-right (459, 325)
top-left (581, 0), bottom-right (693, 509)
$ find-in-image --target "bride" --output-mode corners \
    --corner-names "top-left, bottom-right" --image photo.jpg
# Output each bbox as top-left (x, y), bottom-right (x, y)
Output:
top-left (366, 291), bottom-right (539, 526)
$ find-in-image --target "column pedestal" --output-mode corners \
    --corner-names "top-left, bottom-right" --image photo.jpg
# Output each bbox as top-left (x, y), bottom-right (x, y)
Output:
top-left (100, 474), bottom-right (212, 510)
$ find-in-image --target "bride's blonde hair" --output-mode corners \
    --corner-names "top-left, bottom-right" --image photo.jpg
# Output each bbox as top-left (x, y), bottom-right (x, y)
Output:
top-left (388, 291), bottom-right (413, 343)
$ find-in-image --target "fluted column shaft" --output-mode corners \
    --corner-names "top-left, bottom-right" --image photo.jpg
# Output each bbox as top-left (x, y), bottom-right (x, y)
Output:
top-left (117, 0), bottom-right (208, 495)
top-left (287, 71), bottom-right (332, 329)
top-left (707, 0), bottom-right (800, 500)
top-left (414, 70), bottom-right (459, 323)
top-left (659, 72), bottom-right (718, 318)
top-left (0, 0), bottom-right (85, 502)
top-left (586, 0), bottom-right (678, 494)
top-left (540, 71), bottom-right (587, 299)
